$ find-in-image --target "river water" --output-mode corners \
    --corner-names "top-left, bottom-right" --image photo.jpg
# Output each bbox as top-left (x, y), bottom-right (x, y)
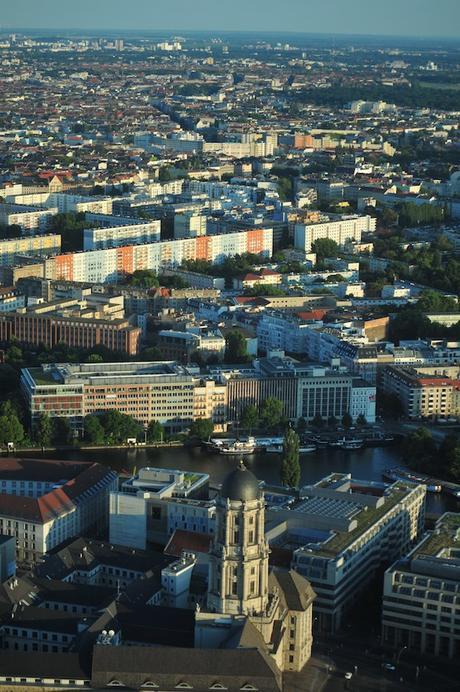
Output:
top-left (34, 444), bottom-right (459, 516)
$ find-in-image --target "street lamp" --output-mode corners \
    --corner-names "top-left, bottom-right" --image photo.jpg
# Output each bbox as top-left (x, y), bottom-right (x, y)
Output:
top-left (396, 645), bottom-right (407, 665)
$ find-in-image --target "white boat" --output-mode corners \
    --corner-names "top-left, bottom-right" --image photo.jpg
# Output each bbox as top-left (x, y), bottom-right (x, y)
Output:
top-left (265, 443), bottom-right (317, 454)
top-left (340, 438), bottom-right (364, 450)
top-left (219, 437), bottom-right (256, 455)
top-left (300, 444), bottom-right (317, 454)
top-left (265, 443), bottom-right (283, 453)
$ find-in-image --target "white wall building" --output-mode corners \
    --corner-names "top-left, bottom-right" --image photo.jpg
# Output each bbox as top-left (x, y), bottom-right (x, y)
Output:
top-left (295, 215), bottom-right (376, 254)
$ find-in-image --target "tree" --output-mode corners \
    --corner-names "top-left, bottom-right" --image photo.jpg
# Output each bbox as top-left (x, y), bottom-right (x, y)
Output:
top-left (342, 412), bottom-right (353, 430)
top-left (312, 413), bottom-right (323, 429)
top-left (402, 427), bottom-right (437, 472)
top-left (5, 344), bottom-right (23, 365)
top-left (35, 413), bottom-right (53, 448)
top-left (240, 405), bottom-right (259, 434)
top-left (52, 417), bottom-right (73, 446)
top-left (312, 238), bottom-right (339, 263)
top-left (140, 346), bottom-right (163, 361)
top-left (225, 331), bottom-right (249, 363)
top-left (128, 269), bottom-right (159, 289)
top-left (327, 415), bottom-right (338, 428)
top-left (296, 416), bottom-right (307, 434)
top-left (417, 289), bottom-right (459, 314)
top-left (389, 308), bottom-right (432, 343)
top-left (147, 420), bottom-right (163, 443)
top-left (189, 418), bottom-right (214, 441)
top-left (280, 428), bottom-right (301, 488)
top-left (260, 397), bottom-right (284, 432)
top-left (99, 410), bottom-right (142, 444)
top-left (84, 415), bottom-right (106, 445)
top-left (0, 402), bottom-right (25, 446)
top-left (356, 414), bottom-right (367, 427)
top-left (0, 364), bottom-right (19, 398)
top-left (48, 212), bottom-right (88, 252)
top-left (277, 177), bottom-right (293, 202)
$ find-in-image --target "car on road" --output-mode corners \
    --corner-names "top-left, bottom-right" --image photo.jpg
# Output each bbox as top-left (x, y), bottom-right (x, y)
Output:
top-left (344, 672), bottom-right (353, 679)
top-left (382, 663), bottom-right (396, 671)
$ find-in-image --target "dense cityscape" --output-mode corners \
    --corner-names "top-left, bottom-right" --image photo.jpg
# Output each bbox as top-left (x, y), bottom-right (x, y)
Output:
top-left (0, 4), bottom-right (459, 690)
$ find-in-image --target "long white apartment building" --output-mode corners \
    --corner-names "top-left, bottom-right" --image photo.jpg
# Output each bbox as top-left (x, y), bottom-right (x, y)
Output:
top-left (0, 234), bottom-right (61, 266)
top-left (265, 473), bottom-right (426, 633)
top-left (49, 227), bottom-right (272, 284)
top-left (83, 220), bottom-right (161, 250)
top-left (3, 191), bottom-right (113, 215)
top-left (295, 214), bottom-right (376, 254)
top-left (0, 203), bottom-right (58, 232)
top-left (382, 513), bottom-right (460, 659)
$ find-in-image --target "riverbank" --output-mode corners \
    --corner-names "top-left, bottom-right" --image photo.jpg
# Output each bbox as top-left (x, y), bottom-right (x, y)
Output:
top-left (1, 440), bottom-right (184, 455)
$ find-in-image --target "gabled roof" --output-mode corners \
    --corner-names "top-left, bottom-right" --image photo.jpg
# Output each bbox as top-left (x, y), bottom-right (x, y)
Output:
top-left (0, 461), bottom-right (116, 524)
top-left (269, 568), bottom-right (316, 612)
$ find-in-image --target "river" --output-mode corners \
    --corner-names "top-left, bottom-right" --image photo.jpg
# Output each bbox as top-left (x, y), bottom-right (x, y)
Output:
top-left (30, 444), bottom-right (460, 516)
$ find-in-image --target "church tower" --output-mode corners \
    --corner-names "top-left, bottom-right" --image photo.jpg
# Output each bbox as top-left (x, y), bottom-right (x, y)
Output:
top-left (207, 461), bottom-right (269, 616)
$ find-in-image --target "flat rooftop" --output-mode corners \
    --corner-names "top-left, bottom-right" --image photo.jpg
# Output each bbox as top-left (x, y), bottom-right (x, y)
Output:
top-left (25, 361), bottom-right (192, 387)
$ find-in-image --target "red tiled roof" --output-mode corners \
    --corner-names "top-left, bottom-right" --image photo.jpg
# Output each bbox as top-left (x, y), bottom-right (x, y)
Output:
top-left (296, 309), bottom-right (329, 321)
top-left (259, 269), bottom-right (280, 277)
top-left (164, 529), bottom-right (212, 558)
top-left (417, 378), bottom-right (460, 388)
top-left (0, 461), bottom-right (114, 524)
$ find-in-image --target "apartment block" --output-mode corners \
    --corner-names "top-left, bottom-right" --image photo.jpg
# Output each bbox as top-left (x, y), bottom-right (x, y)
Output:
top-left (157, 327), bottom-right (225, 364)
top-left (295, 215), bottom-right (376, 254)
top-left (0, 203), bottom-right (58, 232)
top-left (265, 474), bottom-right (426, 632)
top-left (83, 220), bottom-right (161, 250)
top-left (173, 213), bottom-right (207, 239)
top-left (21, 361), bottom-right (227, 433)
top-left (382, 365), bottom-right (460, 419)
top-left (0, 234), bottom-right (61, 266)
top-left (50, 228), bottom-right (272, 284)
top-left (382, 513), bottom-right (460, 659)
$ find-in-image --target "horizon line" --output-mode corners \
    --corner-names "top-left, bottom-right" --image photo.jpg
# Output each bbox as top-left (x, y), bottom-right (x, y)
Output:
top-left (1, 27), bottom-right (460, 41)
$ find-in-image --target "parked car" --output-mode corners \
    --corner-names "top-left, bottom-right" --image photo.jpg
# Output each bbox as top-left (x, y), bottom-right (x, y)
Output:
top-left (382, 663), bottom-right (396, 672)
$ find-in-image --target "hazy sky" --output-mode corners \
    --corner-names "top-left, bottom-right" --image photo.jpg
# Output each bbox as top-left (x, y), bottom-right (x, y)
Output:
top-left (1, 0), bottom-right (459, 38)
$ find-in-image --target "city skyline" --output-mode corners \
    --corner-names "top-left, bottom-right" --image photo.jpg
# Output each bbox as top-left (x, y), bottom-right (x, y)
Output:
top-left (1, 0), bottom-right (460, 39)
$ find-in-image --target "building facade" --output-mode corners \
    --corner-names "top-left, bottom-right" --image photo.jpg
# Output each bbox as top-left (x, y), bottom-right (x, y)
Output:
top-left (83, 220), bottom-right (161, 250)
top-left (382, 365), bottom-right (460, 419)
top-left (21, 361), bottom-right (227, 433)
top-left (50, 228), bottom-right (273, 284)
top-left (382, 513), bottom-right (460, 659)
top-left (268, 474), bottom-right (426, 633)
top-left (0, 234), bottom-right (61, 266)
top-left (295, 215), bottom-right (376, 254)
top-left (0, 459), bottom-right (117, 563)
